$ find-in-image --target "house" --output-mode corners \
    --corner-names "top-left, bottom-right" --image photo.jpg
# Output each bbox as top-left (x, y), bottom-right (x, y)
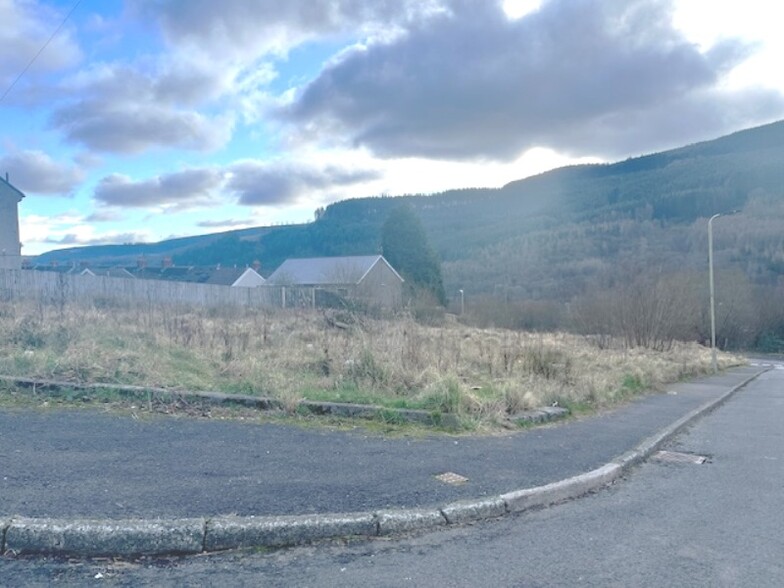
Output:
top-left (203, 266), bottom-right (265, 288)
top-left (267, 255), bottom-right (404, 309)
top-left (85, 267), bottom-right (136, 279)
top-left (0, 172), bottom-right (25, 270)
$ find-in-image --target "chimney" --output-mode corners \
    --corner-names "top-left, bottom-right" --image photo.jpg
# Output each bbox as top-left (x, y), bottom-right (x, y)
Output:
top-left (252, 260), bottom-right (261, 272)
top-left (162, 256), bottom-right (173, 268)
top-left (137, 256), bottom-right (147, 269)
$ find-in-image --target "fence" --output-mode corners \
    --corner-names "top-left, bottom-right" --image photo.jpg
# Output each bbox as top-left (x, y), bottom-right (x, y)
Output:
top-left (0, 269), bottom-right (336, 310)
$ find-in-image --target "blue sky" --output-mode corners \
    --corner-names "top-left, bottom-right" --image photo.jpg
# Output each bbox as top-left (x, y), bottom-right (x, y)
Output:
top-left (2, 0), bottom-right (783, 256)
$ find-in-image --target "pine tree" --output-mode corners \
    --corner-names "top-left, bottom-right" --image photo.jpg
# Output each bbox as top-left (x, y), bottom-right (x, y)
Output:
top-left (381, 204), bottom-right (446, 305)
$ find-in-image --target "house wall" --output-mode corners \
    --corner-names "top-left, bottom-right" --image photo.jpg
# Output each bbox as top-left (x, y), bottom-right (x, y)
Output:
top-left (0, 186), bottom-right (22, 270)
top-left (233, 269), bottom-right (266, 288)
top-left (356, 261), bottom-right (403, 309)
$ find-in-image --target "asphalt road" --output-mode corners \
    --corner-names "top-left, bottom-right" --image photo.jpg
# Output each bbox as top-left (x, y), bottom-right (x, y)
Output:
top-left (2, 362), bottom-right (781, 586)
top-left (0, 366), bottom-right (760, 519)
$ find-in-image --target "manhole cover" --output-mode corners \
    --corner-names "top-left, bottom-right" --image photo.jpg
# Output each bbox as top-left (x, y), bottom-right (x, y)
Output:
top-left (435, 472), bottom-right (469, 485)
top-left (653, 450), bottom-right (708, 465)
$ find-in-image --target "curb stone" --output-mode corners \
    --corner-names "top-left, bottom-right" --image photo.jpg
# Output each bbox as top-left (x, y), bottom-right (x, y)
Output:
top-left (440, 497), bottom-right (508, 524)
top-left (501, 463), bottom-right (622, 512)
top-left (204, 513), bottom-right (377, 551)
top-left (375, 509), bottom-right (448, 535)
top-left (1, 518), bottom-right (9, 554)
top-left (0, 376), bottom-right (510, 429)
top-left (4, 518), bottom-right (204, 557)
top-left (0, 367), bottom-right (769, 558)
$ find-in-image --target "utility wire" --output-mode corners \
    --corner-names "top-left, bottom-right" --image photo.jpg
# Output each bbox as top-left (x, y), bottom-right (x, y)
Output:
top-left (0, 0), bottom-right (83, 104)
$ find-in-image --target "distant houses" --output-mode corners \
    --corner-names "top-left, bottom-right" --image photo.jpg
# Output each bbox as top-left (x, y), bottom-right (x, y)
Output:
top-left (26, 254), bottom-right (404, 310)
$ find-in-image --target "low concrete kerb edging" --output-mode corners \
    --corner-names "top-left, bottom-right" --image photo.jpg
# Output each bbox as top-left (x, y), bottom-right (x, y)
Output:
top-left (0, 367), bottom-right (769, 558)
top-left (0, 375), bottom-right (567, 430)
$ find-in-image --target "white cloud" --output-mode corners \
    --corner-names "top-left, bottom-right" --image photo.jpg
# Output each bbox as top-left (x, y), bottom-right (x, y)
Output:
top-left (284, 0), bottom-right (784, 160)
top-left (0, 149), bottom-right (84, 195)
top-left (0, 0), bottom-right (81, 90)
top-left (93, 169), bottom-right (224, 208)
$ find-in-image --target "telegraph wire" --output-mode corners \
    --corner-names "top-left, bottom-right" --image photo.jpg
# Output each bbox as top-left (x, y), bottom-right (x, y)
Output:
top-left (0, 0), bottom-right (83, 104)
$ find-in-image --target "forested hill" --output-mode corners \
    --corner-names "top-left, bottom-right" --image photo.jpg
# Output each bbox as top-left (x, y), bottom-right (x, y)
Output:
top-left (36, 120), bottom-right (784, 300)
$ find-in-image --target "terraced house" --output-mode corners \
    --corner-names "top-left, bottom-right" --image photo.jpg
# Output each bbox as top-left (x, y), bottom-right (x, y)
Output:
top-left (0, 173), bottom-right (24, 270)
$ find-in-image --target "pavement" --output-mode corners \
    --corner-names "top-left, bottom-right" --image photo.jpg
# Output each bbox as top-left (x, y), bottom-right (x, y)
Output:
top-left (0, 363), bottom-right (772, 557)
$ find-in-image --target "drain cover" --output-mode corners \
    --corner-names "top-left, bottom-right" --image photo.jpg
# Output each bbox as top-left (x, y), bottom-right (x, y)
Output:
top-left (653, 450), bottom-right (708, 464)
top-left (435, 472), bottom-right (469, 485)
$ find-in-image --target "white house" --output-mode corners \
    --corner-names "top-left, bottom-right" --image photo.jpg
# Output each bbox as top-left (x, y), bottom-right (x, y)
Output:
top-left (267, 255), bottom-right (404, 309)
top-left (0, 172), bottom-right (24, 270)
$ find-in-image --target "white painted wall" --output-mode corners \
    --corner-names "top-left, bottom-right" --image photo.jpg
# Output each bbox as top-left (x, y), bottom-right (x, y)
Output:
top-left (0, 179), bottom-right (23, 270)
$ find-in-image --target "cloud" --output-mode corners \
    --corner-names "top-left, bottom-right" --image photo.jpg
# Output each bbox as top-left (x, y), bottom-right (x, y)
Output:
top-left (227, 160), bottom-right (380, 205)
top-left (197, 219), bottom-right (255, 228)
top-left (0, 150), bottom-right (84, 194)
top-left (0, 1), bottom-right (81, 87)
top-left (44, 232), bottom-right (148, 246)
top-left (52, 101), bottom-right (233, 154)
top-left (93, 169), bottom-right (224, 208)
top-left (84, 210), bottom-right (123, 222)
top-left (284, 0), bottom-right (784, 160)
top-left (132, 0), bottom-right (445, 60)
top-left (90, 160), bottom-right (379, 209)
top-left (50, 63), bottom-right (234, 154)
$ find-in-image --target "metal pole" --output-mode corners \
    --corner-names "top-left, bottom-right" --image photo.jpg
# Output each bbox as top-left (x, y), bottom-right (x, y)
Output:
top-left (459, 289), bottom-right (464, 315)
top-left (708, 213), bottom-right (720, 374)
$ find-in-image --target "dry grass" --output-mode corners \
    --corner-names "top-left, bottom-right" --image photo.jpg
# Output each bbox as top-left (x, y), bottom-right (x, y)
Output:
top-left (0, 299), bottom-right (744, 427)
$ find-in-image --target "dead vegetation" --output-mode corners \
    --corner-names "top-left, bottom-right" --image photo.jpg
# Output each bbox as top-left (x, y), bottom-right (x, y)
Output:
top-left (0, 298), bottom-right (743, 428)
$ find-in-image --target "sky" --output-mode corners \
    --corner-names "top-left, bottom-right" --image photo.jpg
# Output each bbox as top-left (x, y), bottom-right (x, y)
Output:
top-left (2, 0), bottom-right (783, 256)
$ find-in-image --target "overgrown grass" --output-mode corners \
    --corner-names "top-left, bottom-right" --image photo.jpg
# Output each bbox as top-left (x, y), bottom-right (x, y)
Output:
top-left (0, 299), bottom-right (745, 428)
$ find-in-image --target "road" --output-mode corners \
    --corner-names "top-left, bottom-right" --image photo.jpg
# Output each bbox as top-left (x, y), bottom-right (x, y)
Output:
top-left (1, 363), bottom-right (782, 585)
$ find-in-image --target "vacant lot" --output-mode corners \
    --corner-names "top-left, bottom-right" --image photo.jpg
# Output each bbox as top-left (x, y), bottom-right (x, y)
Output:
top-left (0, 299), bottom-right (742, 427)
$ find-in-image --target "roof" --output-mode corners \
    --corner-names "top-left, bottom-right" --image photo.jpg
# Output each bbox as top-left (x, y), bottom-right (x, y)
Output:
top-left (267, 255), bottom-right (403, 286)
top-left (0, 174), bottom-right (25, 201)
top-left (204, 267), bottom-right (249, 286)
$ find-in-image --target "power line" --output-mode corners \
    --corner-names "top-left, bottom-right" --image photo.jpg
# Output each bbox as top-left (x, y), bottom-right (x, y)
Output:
top-left (0, 0), bottom-right (83, 104)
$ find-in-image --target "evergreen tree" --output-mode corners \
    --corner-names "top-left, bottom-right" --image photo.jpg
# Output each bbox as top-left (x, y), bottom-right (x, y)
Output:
top-left (381, 204), bottom-right (446, 305)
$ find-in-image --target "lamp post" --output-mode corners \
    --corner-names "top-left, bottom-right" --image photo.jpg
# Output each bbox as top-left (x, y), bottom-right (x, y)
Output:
top-left (708, 214), bottom-right (720, 373)
top-left (708, 211), bottom-right (738, 373)
top-left (459, 289), bottom-right (465, 316)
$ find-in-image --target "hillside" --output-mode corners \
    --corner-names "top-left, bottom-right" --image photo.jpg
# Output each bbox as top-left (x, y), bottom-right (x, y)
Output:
top-left (36, 120), bottom-right (784, 302)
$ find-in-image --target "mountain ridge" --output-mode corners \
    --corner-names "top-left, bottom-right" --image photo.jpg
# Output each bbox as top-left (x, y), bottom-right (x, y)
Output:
top-left (34, 119), bottom-right (784, 301)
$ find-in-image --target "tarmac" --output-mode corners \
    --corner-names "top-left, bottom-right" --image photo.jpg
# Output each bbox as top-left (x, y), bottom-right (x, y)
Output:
top-left (0, 364), bottom-right (771, 557)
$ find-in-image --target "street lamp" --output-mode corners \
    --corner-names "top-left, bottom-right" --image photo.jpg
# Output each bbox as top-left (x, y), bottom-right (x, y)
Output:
top-left (708, 214), bottom-right (720, 373)
top-left (708, 211), bottom-right (739, 373)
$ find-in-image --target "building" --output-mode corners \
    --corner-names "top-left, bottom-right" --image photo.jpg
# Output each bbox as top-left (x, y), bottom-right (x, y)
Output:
top-left (267, 255), bottom-right (404, 309)
top-left (0, 173), bottom-right (24, 270)
top-left (202, 266), bottom-right (266, 288)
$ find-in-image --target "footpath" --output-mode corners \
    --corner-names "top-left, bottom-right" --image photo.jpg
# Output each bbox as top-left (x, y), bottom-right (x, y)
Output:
top-left (0, 364), bottom-right (769, 557)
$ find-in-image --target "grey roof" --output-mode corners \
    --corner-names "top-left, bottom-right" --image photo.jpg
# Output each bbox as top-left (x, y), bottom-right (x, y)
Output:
top-left (98, 268), bottom-right (136, 279)
top-left (267, 255), bottom-right (402, 286)
top-left (204, 267), bottom-right (248, 286)
top-left (0, 175), bottom-right (25, 201)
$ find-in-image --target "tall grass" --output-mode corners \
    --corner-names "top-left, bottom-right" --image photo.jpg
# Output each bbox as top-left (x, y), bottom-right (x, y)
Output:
top-left (0, 299), bottom-right (743, 424)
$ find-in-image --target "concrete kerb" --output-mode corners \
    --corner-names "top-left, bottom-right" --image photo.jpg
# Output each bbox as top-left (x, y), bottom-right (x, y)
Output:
top-left (204, 513), bottom-right (378, 551)
top-left (1, 518), bottom-right (9, 554)
top-left (0, 367), bottom-right (769, 558)
top-left (4, 518), bottom-right (205, 557)
top-left (611, 367), bottom-right (770, 470)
